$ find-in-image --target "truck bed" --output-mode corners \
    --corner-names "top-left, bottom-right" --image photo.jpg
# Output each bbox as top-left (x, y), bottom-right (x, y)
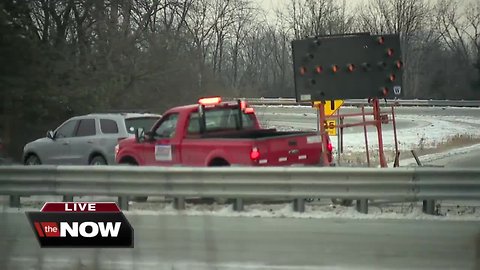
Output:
top-left (197, 128), bottom-right (318, 140)
top-left (184, 128), bottom-right (325, 166)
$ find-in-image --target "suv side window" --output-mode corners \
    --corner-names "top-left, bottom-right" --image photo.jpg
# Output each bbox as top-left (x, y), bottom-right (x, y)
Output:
top-left (55, 120), bottom-right (78, 138)
top-left (154, 113), bottom-right (179, 138)
top-left (76, 119), bottom-right (96, 137)
top-left (100, 119), bottom-right (119, 134)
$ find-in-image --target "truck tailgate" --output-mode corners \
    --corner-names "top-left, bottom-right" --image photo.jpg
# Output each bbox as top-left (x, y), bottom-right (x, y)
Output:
top-left (254, 133), bottom-right (323, 166)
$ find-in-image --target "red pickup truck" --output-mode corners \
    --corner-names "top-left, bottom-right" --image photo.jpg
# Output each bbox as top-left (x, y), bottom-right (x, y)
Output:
top-left (115, 97), bottom-right (333, 167)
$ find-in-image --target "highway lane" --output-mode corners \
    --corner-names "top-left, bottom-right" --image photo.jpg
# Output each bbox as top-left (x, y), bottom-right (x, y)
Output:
top-left (0, 212), bottom-right (479, 270)
top-left (407, 144), bottom-right (480, 168)
top-left (429, 149), bottom-right (480, 168)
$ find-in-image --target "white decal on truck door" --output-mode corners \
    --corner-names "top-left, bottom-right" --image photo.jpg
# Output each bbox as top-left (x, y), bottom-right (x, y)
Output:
top-left (155, 145), bottom-right (172, 161)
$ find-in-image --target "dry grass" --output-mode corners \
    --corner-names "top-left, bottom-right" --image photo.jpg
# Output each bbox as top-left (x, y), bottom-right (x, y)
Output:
top-left (336, 134), bottom-right (480, 167)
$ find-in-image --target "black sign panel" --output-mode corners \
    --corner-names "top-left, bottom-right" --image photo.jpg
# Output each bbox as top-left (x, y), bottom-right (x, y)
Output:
top-left (292, 33), bottom-right (403, 101)
top-left (26, 212), bottom-right (134, 248)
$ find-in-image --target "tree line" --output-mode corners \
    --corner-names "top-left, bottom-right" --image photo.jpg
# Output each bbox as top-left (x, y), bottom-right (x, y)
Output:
top-left (0, 0), bottom-right (479, 160)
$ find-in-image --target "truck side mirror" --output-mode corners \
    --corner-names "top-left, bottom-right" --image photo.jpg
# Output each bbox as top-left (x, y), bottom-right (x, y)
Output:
top-left (47, 130), bottom-right (55, 140)
top-left (135, 128), bottom-right (145, 143)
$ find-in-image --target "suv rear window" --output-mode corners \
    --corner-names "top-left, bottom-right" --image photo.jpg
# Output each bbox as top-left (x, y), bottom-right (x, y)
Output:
top-left (100, 119), bottom-right (119, 134)
top-left (125, 117), bottom-right (159, 134)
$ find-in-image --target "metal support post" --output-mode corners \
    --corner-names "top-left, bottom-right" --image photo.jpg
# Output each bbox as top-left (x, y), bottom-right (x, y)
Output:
top-left (411, 150), bottom-right (423, 166)
top-left (340, 116), bottom-right (344, 154)
top-left (9, 195), bottom-right (20, 208)
top-left (373, 99), bottom-right (387, 167)
top-left (233, 198), bottom-right (244, 211)
top-left (423, 200), bottom-right (436, 215)
top-left (318, 102), bottom-right (330, 166)
top-left (174, 197), bottom-right (186, 210)
top-left (118, 196), bottom-right (129, 211)
top-left (336, 109), bottom-right (341, 164)
top-left (391, 106), bottom-right (399, 163)
top-left (356, 199), bottom-right (368, 214)
top-left (361, 106), bottom-right (370, 167)
top-left (293, 198), bottom-right (305, 213)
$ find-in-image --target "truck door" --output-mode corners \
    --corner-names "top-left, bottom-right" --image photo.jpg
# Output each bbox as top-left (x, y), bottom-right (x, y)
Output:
top-left (143, 113), bottom-right (181, 166)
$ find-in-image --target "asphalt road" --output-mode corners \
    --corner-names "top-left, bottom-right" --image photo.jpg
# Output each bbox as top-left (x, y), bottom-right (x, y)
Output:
top-left (0, 212), bottom-right (479, 270)
top-left (426, 149), bottom-right (480, 168)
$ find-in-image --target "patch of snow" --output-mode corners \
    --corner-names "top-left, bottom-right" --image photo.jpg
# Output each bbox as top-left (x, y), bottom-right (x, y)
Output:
top-left (264, 113), bottom-right (480, 154)
top-left (125, 202), bottom-right (480, 221)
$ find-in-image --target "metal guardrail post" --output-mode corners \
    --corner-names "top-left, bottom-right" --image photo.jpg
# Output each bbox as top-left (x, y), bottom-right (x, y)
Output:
top-left (233, 198), bottom-right (244, 211)
top-left (174, 197), bottom-right (185, 210)
top-left (9, 195), bottom-right (20, 208)
top-left (356, 199), bottom-right (368, 214)
top-left (293, 198), bottom-right (305, 212)
top-left (118, 196), bottom-right (129, 211)
top-left (423, 200), bottom-right (435, 215)
top-left (63, 195), bottom-right (74, 202)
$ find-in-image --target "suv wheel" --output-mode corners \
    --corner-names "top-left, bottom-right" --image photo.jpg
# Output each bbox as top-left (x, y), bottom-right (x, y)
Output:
top-left (90, 156), bottom-right (107, 165)
top-left (25, 154), bottom-right (41, 165)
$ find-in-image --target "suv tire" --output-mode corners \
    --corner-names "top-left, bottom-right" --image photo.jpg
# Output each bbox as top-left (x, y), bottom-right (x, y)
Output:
top-left (90, 155), bottom-right (107, 165)
top-left (25, 154), bottom-right (41, 165)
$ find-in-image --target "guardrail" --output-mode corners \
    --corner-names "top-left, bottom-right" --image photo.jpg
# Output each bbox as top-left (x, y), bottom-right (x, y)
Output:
top-left (228, 98), bottom-right (480, 107)
top-left (1, 166), bottom-right (479, 214)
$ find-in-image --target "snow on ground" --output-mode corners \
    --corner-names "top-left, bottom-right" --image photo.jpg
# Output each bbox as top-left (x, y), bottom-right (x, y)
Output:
top-left (124, 201), bottom-right (480, 221)
top-left (3, 195), bottom-right (479, 221)
top-left (260, 111), bottom-right (480, 154)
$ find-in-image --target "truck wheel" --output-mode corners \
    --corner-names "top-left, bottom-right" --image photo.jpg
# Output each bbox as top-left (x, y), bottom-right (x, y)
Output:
top-left (120, 159), bottom-right (148, 202)
top-left (331, 198), bottom-right (353, 206)
top-left (209, 159), bottom-right (230, 204)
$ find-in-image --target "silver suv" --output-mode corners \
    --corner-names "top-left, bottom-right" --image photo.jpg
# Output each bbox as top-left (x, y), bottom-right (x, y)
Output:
top-left (23, 113), bottom-right (161, 165)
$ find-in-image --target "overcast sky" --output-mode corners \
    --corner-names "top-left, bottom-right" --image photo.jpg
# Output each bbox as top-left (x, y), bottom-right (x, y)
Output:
top-left (253, 0), bottom-right (475, 22)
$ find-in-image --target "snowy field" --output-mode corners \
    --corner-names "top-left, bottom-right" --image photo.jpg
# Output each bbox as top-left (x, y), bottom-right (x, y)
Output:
top-left (257, 105), bottom-right (480, 153)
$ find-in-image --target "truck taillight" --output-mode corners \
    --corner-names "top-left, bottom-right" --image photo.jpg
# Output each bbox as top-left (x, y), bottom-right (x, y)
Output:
top-left (250, 147), bottom-right (260, 160)
top-left (115, 144), bottom-right (119, 157)
top-left (327, 142), bottom-right (333, 152)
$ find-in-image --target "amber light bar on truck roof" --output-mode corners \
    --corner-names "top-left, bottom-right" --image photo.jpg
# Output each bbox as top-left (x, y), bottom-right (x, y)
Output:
top-left (198, 96), bottom-right (222, 105)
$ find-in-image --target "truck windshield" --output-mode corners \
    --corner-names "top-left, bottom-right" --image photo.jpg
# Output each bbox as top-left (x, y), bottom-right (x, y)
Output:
top-left (187, 107), bottom-right (255, 134)
top-left (125, 117), bottom-right (160, 134)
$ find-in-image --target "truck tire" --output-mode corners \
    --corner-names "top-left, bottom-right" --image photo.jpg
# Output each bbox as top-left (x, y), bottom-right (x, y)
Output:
top-left (209, 159), bottom-right (230, 204)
